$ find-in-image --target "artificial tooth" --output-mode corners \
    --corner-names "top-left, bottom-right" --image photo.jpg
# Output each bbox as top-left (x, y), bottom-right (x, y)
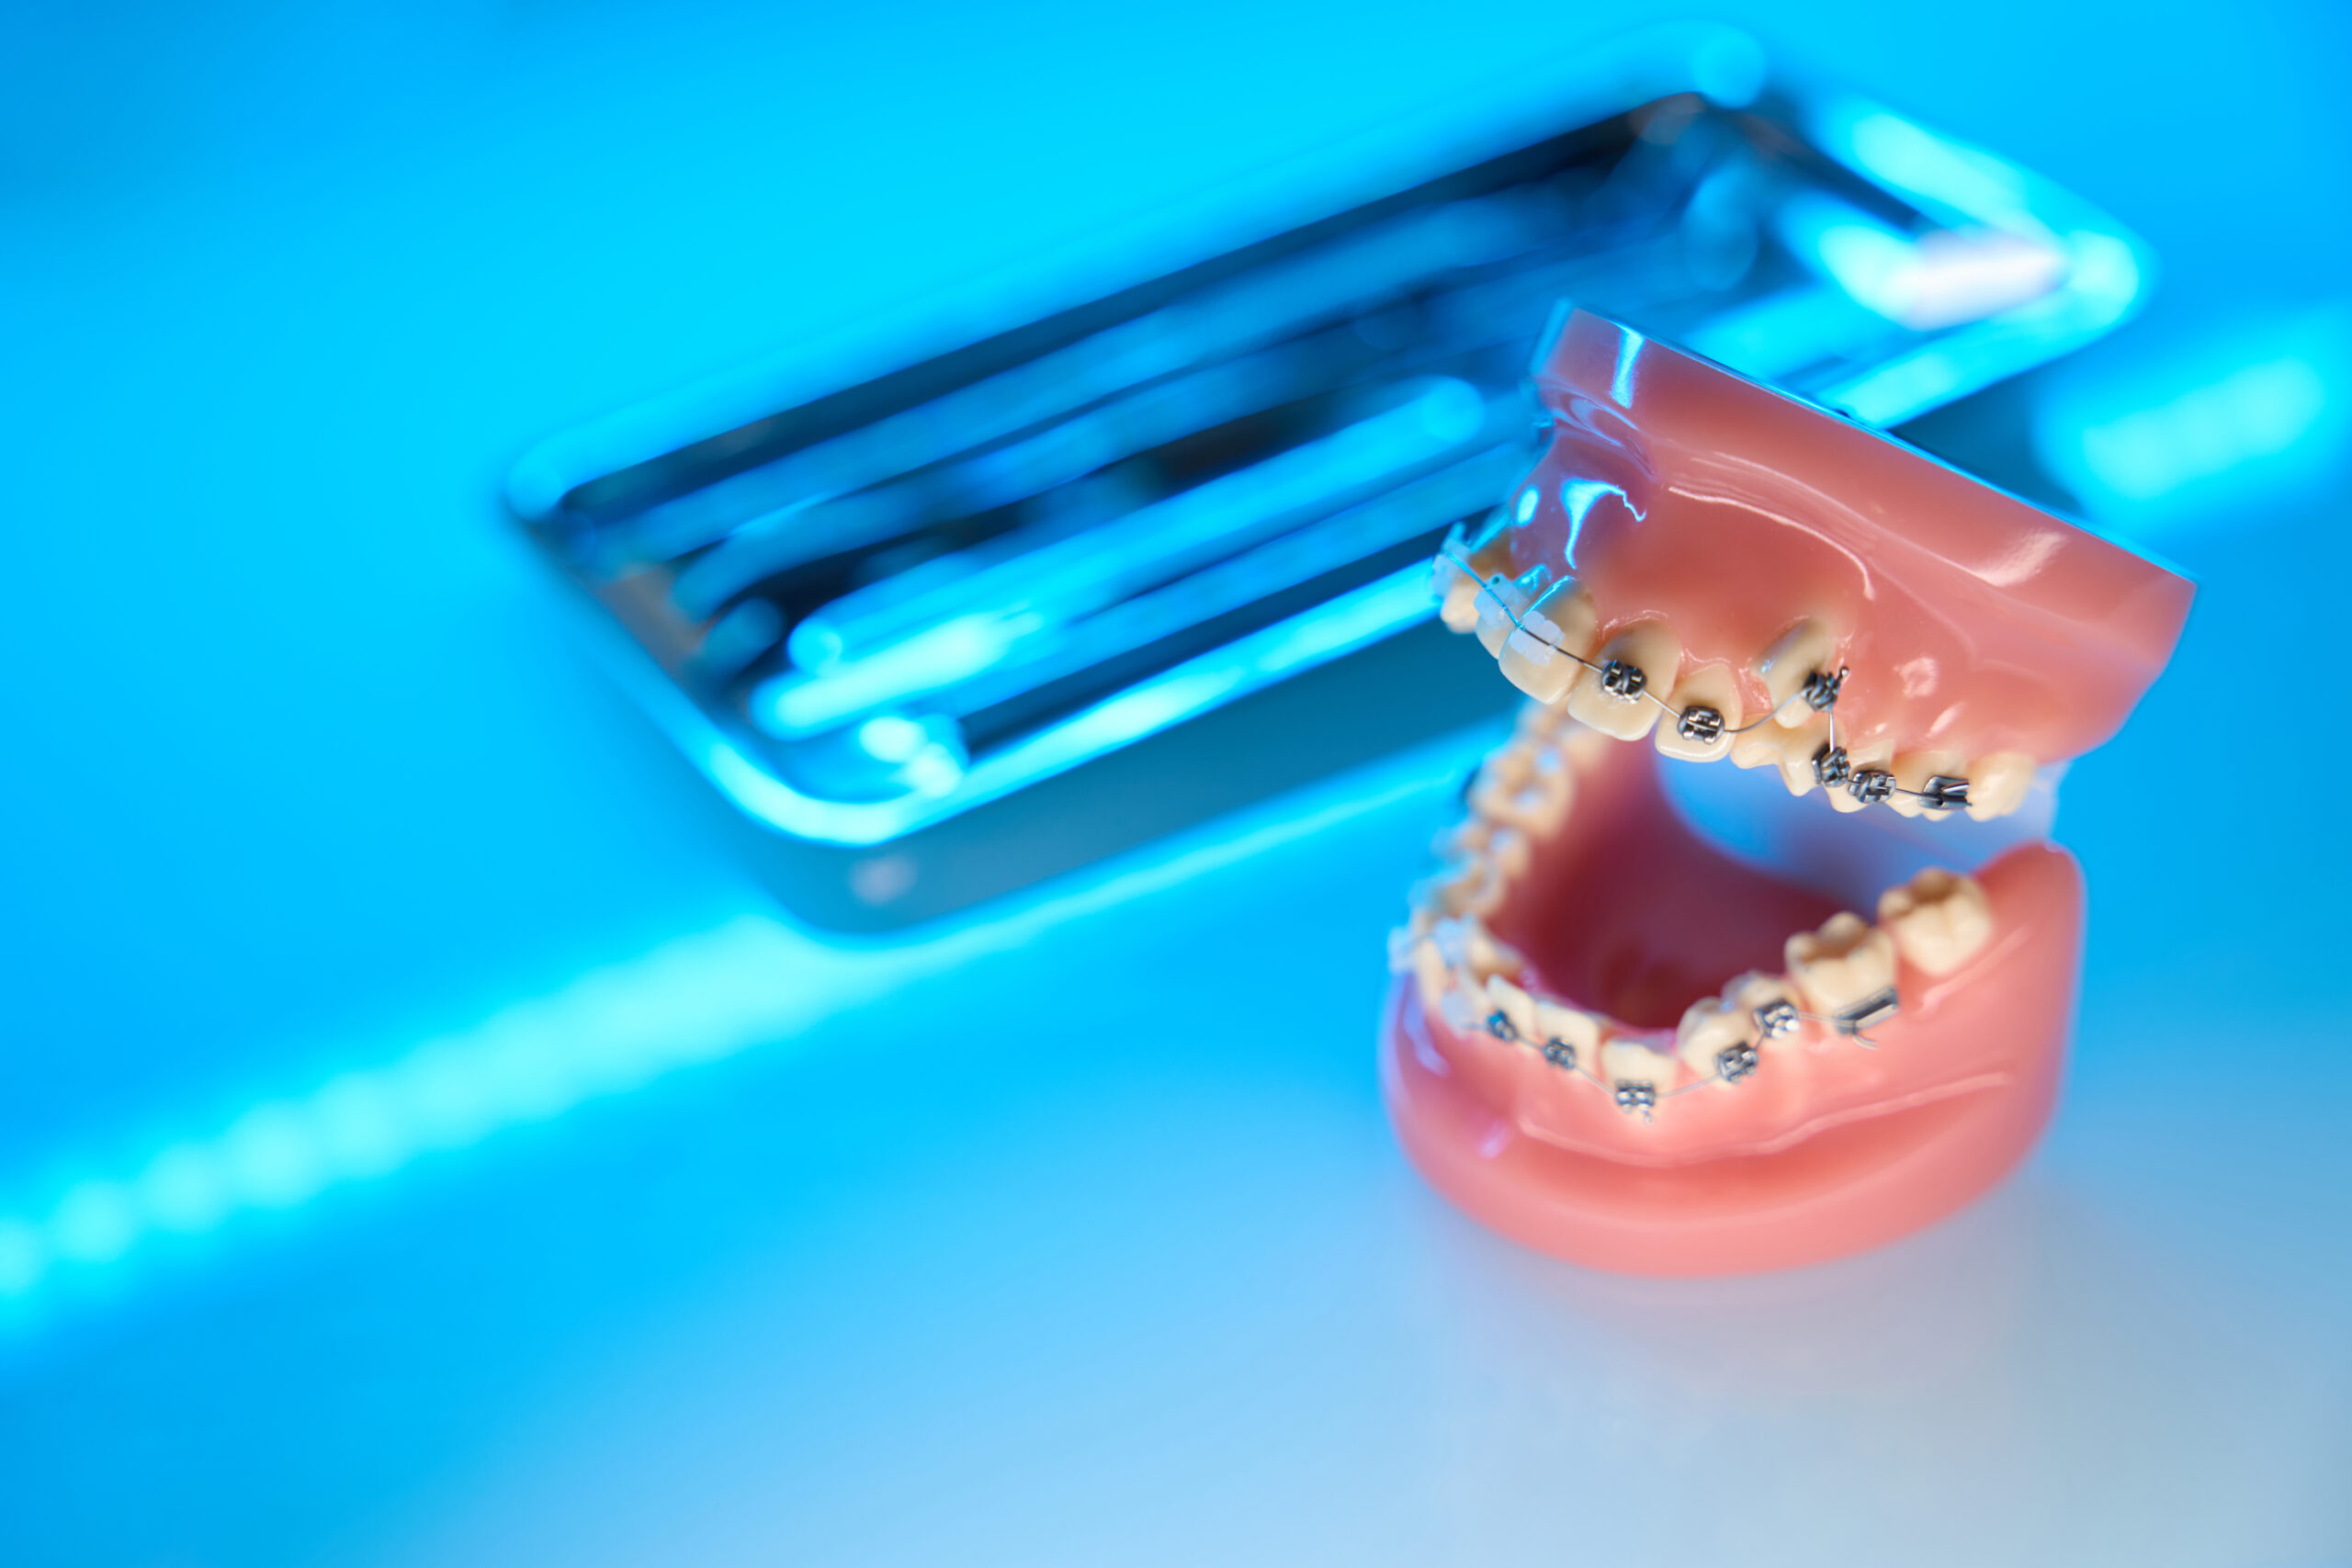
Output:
top-left (1529, 581), bottom-right (1600, 660)
top-left (1784, 912), bottom-right (1898, 1018)
top-left (1756, 618), bottom-right (1838, 727)
top-left (1565, 619), bottom-right (1679, 740)
top-left (1473, 568), bottom-right (1553, 657)
top-left (1473, 588), bottom-right (1513, 655)
top-left (1434, 916), bottom-right (1523, 982)
top-left (1559, 717), bottom-right (1615, 773)
top-left (1654, 660), bottom-right (1744, 763)
top-left (1413, 859), bottom-right (1502, 918)
top-left (1460, 525), bottom-right (1516, 580)
top-left (1600, 1038), bottom-right (1678, 1117)
top-left (1765, 713), bottom-right (1832, 797)
top-left (1438, 987), bottom-right (1483, 1035)
top-left (1877, 866), bottom-right (1994, 976)
top-left (1434, 817), bottom-right (1491, 862)
top-left (1424, 818), bottom-right (1530, 896)
top-left (1430, 911), bottom-right (1467, 964)
top-left (1387, 908), bottom-right (1436, 972)
top-left (1964, 750), bottom-right (2036, 821)
top-left (1532, 997), bottom-right (1603, 1070)
top-left (1472, 579), bottom-right (1522, 656)
top-left (1484, 749), bottom-right (1574, 837)
top-left (1886, 750), bottom-right (1969, 818)
top-left (1433, 553), bottom-right (1481, 633)
top-left (1498, 584), bottom-right (1600, 701)
top-left (1499, 623), bottom-right (1577, 702)
top-left (1729, 725), bottom-right (1785, 773)
top-left (1484, 974), bottom-right (1542, 1042)
top-left (1514, 698), bottom-right (1566, 741)
top-left (1466, 744), bottom-right (1533, 820)
top-left (1674, 994), bottom-right (1757, 1086)
top-left (1409, 938), bottom-right (1453, 1012)
top-left (1505, 778), bottom-right (1572, 839)
top-left (1722, 971), bottom-right (1806, 1054)
top-left (1485, 827), bottom-right (1532, 884)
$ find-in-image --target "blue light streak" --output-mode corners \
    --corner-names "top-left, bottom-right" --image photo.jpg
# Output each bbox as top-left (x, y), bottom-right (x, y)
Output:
top-left (1838, 108), bottom-right (2031, 231)
top-left (1685, 284), bottom-right (1883, 383)
top-left (982, 561), bottom-right (1438, 786)
top-left (2077, 357), bottom-right (2330, 501)
top-left (2, 915), bottom-right (879, 1303)
top-left (1792, 95), bottom-right (2152, 425)
top-left (584, 535), bottom-right (1452, 847)
top-left (2033, 303), bottom-right (2352, 527)
top-left (0, 735), bottom-right (1468, 1317)
top-left (906, 453), bottom-right (1515, 726)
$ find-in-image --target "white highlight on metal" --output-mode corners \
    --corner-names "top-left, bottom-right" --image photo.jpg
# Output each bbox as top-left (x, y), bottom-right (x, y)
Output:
top-left (757, 377), bottom-right (1487, 734)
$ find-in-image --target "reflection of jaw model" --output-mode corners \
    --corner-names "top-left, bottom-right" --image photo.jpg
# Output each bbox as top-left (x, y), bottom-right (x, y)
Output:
top-left (1382, 310), bottom-right (2194, 1277)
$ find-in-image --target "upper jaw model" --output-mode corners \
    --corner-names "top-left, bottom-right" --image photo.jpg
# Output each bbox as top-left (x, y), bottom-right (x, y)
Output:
top-left (1383, 309), bottom-right (2194, 1276)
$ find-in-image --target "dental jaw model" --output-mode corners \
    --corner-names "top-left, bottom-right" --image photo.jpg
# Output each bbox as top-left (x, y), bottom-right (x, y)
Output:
top-left (1384, 310), bottom-right (2194, 1276)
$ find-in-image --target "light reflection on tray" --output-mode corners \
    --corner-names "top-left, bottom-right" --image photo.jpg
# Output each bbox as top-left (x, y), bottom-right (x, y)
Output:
top-left (509, 25), bottom-right (2146, 897)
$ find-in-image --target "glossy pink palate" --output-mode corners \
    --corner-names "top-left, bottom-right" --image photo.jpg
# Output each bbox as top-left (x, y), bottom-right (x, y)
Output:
top-left (1491, 310), bottom-right (2194, 761)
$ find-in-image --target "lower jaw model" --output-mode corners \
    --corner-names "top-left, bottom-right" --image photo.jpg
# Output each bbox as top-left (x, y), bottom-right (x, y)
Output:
top-left (1382, 310), bottom-right (2194, 1277)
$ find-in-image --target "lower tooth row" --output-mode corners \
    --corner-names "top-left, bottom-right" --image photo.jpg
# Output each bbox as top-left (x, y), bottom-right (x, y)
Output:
top-left (1396, 769), bottom-right (1999, 1115)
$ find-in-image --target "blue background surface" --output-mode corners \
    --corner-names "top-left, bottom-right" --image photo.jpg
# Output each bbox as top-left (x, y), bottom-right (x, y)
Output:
top-left (0, 3), bottom-right (2346, 1563)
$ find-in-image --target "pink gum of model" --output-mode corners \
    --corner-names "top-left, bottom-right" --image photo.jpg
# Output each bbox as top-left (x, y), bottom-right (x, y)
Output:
top-left (1380, 310), bottom-right (2192, 1276)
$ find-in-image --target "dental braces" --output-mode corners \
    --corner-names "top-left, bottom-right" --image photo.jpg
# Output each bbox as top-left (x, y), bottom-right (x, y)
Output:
top-left (1476, 983), bottom-right (1901, 1121)
top-left (1441, 546), bottom-right (1975, 813)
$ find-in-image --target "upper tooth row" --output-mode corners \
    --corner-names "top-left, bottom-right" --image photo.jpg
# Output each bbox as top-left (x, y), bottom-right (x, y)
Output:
top-left (1394, 863), bottom-right (1996, 1118)
top-left (1415, 706), bottom-right (1607, 921)
top-left (1432, 558), bottom-right (2033, 821)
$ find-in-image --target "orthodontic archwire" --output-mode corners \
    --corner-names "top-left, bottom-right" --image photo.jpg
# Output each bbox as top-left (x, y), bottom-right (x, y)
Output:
top-left (1468, 982), bottom-right (1901, 1121)
top-left (1438, 546), bottom-right (1976, 813)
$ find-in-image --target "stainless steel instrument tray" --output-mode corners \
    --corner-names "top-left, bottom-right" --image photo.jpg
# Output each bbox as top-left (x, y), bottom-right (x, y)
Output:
top-left (510, 25), bottom-right (2144, 929)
